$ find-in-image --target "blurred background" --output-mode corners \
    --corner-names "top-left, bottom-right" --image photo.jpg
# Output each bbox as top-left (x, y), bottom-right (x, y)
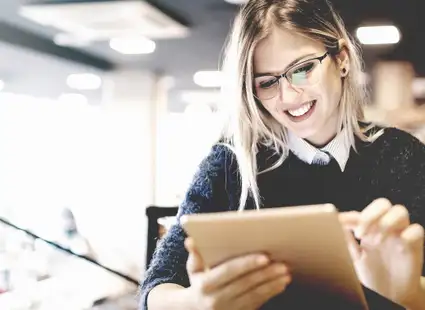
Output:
top-left (0, 0), bottom-right (424, 309)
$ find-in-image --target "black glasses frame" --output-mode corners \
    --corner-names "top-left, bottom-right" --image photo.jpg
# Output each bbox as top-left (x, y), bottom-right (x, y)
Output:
top-left (256, 51), bottom-right (329, 88)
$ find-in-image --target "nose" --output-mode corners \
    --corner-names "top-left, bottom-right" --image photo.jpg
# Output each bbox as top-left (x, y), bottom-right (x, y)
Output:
top-left (278, 77), bottom-right (302, 104)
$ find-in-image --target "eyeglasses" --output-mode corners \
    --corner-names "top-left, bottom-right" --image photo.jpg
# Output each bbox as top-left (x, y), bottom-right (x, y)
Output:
top-left (253, 52), bottom-right (329, 100)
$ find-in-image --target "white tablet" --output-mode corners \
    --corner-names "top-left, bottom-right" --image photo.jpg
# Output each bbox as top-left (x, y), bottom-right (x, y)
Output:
top-left (180, 203), bottom-right (368, 309)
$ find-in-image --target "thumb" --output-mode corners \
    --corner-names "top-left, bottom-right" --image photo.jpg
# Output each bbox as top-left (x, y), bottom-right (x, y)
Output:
top-left (343, 228), bottom-right (362, 261)
top-left (185, 237), bottom-right (205, 274)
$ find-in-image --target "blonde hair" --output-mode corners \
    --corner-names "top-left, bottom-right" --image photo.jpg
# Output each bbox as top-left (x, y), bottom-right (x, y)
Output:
top-left (218, 0), bottom-right (378, 211)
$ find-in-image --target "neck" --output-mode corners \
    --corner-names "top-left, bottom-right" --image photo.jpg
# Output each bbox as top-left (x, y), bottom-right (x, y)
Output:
top-left (306, 127), bottom-right (339, 148)
top-left (306, 135), bottom-right (336, 148)
top-left (306, 113), bottom-right (340, 147)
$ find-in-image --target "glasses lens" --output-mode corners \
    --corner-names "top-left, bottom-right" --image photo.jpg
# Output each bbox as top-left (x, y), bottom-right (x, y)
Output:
top-left (287, 59), bottom-right (321, 87)
top-left (254, 76), bottom-right (279, 100)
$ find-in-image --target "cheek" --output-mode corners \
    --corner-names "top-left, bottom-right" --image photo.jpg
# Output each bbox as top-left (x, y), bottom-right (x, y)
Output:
top-left (260, 99), bottom-right (277, 114)
top-left (329, 78), bottom-right (343, 106)
top-left (319, 74), bottom-right (342, 106)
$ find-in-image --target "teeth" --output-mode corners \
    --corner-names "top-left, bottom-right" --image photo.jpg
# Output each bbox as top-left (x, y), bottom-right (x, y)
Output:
top-left (287, 101), bottom-right (314, 117)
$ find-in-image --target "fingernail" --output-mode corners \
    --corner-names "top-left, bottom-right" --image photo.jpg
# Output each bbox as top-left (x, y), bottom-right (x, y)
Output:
top-left (257, 255), bottom-right (269, 265)
top-left (278, 278), bottom-right (289, 289)
top-left (283, 275), bottom-right (292, 284)
top-left (275, 265), bottom-right (288, 274)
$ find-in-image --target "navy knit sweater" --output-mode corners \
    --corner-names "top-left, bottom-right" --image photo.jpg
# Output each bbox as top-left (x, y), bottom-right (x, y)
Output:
top-left (140, 127), bottom-right (425, 309)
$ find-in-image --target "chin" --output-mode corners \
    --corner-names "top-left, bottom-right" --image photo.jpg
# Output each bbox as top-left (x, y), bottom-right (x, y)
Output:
top-left (293, 119), bottom-right (339, 146)
top-left (291, 127), bottom-right (321, 140)
top-left (282, 116), bottom-right (321, 137)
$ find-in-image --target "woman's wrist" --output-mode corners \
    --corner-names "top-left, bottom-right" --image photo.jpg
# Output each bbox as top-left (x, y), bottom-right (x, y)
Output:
top-left (404, 278), bottom-right (425, 310)
top-left (148, 284), bottom-right (194, 310)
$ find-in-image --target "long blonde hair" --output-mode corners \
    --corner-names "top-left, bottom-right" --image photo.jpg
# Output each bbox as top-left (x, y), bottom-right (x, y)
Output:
top-left (219, 0), bottom-right (375, 211)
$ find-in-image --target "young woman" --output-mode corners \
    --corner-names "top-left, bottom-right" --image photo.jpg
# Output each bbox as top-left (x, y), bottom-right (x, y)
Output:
top-left (141, 0), bottom-right (425, 309)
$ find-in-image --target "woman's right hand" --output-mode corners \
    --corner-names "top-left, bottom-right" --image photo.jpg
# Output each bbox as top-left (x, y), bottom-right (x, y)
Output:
top-left (182, 238), bottom-right (291, 310)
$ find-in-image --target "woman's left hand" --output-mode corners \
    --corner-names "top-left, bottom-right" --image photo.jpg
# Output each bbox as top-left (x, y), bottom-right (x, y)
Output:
top-left (340, 198), bottom-right (425, 308)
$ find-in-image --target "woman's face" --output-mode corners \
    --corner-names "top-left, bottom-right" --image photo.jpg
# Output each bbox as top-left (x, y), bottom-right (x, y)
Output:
top-left (253, 27), bottom-right (348, 146)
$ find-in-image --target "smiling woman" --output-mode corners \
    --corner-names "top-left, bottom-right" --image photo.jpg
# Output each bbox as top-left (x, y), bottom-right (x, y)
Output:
top-left (140, 1), bottom-right (425, 309)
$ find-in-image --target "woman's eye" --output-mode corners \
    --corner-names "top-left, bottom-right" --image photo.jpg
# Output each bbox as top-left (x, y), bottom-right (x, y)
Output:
top-left (293, 62), bottom-right (315, 74)
top-left (259, 78), bottom-right (278, 89)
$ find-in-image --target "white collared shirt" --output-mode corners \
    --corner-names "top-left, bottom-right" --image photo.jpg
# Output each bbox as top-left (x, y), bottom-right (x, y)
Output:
top-left (287, 129), bottom-right (351, 171)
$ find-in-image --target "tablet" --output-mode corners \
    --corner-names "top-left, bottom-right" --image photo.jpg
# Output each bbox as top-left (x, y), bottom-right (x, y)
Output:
top-left (180, 203), bottom-right (368, 309)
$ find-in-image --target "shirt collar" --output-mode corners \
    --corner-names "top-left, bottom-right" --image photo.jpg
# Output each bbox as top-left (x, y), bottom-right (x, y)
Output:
top-left (287, 129), bottom-right (351, 171)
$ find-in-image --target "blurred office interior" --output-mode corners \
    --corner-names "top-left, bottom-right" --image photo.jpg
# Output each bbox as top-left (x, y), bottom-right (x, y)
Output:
top-left (0, 0), bottom-right (425, 309)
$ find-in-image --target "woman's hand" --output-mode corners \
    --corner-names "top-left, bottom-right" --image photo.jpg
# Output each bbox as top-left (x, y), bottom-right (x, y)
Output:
top-left (340, 198), bottom-right (425, 308)
top-left (182, 238), bottom-right (291, 310)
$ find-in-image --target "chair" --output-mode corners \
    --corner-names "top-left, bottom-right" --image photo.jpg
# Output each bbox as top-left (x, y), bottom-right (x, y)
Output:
top-left (145, 206), bottom-right (178, 270)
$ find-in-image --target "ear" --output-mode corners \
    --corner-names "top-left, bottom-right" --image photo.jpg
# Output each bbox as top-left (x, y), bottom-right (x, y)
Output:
top-left (336, 39), bottom-right (350, 77)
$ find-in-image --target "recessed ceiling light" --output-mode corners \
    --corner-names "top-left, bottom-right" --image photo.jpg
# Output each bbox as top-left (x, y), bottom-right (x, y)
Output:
top-left (356, 25), bottom-right (400, 45)
top-left (109, 37), bottom-right (156, 55)
top-left (193, 71), bottom-right (223, 88)
top-left (67, 73), bottom-right (102, 90)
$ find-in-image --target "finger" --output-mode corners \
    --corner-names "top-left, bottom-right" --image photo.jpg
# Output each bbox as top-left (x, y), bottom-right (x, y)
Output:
top-left (184, 237), bottom-right (195, 253)
top-left (378, 205), bottom-right (410, 241)
top-left (339, 211), bottom-right (360, 230)
top-left (201, 254), bottom-right (270, 292)
top-left (400, 223), bottom-right (425, 251)
top-left (235, 275), bottom-right (290, 309)
top-left (356, 198), bottom-right (392, 238)
top-left (218, 263), bottom-right (290, 300)
top-left (343, 228), bottom-right (362, 260)
top-left (185, 238), bottom-right (205, 274)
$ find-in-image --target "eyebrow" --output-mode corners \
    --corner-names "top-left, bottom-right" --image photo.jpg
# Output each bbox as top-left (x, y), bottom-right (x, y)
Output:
top-left (254, 52), bottom-right (317, 78)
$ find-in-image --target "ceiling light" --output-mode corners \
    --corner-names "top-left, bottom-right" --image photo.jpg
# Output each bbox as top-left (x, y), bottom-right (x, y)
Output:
top-left (58, 93), bottom-right (88, 105)
top-left (356, 25), bottom-right (400, 45)
top-left (54, 33), bottom-right (92, 47)
top-left (109, 37), bottom-right (156, 55)
top-left (67, 73), bottom-right (102, 90)
top-left (19, 1), bottom-right (189, 42)
top-left (193, 71), bottom-right (223, 88)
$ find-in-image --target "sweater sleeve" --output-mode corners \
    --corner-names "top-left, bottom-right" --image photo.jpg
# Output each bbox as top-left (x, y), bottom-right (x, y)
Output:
top-left (381, 128), bottom-right (425, 225)
top-left (138, 144), bottom-right (235, 309)
top-left (380, 128), bottom-right (425, 275)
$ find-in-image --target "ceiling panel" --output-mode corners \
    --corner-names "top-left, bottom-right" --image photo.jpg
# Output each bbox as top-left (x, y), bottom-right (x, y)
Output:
top-left (0, 0), bottom-right (424, 99)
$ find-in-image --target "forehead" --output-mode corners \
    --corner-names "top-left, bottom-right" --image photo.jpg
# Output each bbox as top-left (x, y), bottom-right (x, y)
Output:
top-left (253, 27), bottom-right (324, 74)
